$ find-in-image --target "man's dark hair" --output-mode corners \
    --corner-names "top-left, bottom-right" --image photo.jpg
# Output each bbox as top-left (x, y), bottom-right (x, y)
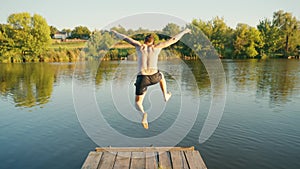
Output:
top-left (144, 34), bottom-right (155, 44)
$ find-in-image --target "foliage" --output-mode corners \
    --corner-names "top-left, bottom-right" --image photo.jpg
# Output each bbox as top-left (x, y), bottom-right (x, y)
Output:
top-left (272, 10), bottom-right (300, 57)
top-left (187, 10), bottom-right (299, 59)
top-left (62, 28), bottom-right (72, 34)
top-left (162, 23), bottom-right (181, 36)
top-left (0, 12), bottom-right (51, 62)
top-left (111, 25), bottom-right (127, 34)
top-left (233, 23), bottom-right (263, 58)
top-left (210, 17), bottom-right (234, 58)
top-left (71, 26), bottom-right (91, 39)
top-left (1, 10), bottom-right (300, 62)
top-left (49, 25), bottom-right (58, 37)
top-left (84, 30), bottom-right (116, 58)
top-left (257, 18), bottom-right (283, 57)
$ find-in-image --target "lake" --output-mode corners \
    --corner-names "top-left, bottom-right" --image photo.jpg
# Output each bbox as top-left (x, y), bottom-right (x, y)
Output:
top-left (0, 59), bottom-right (299, 169)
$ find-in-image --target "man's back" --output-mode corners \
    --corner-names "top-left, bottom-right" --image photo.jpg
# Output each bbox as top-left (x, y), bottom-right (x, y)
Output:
top-left (136, 44), bottom-right (161, 75)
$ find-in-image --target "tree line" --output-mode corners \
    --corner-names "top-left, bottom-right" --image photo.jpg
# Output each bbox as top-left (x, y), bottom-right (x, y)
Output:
top-left (50, 25), bottom-right (91, 39)
top-left (1, 10), bottom-right (300, 63)
top-left (87, 10), bottom-right (300, 60)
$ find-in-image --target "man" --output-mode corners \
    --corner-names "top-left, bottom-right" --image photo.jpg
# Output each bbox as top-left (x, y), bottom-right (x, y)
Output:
top-left (111, 28), bottom-right (191, 129)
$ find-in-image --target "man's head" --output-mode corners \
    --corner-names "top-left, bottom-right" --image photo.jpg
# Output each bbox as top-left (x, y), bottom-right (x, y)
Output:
top-left (144, 34), bottom-right (155, 45)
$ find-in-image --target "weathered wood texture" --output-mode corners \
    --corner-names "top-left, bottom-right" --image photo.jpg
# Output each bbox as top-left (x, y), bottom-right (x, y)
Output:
top-left (81, 147), bottom-right (207, 169)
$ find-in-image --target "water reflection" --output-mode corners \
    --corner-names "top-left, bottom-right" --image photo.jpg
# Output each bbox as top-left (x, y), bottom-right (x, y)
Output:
top-left (0, 60), bottom-right (299, 108)
top-left (0, 63), bottom-right (75, 107)
top-left (224, 59), bottom-right (300, 106)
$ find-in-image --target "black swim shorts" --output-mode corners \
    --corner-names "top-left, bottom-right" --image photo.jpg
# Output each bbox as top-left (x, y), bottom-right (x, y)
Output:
top-left (135, 71), bottom-right (162, 95)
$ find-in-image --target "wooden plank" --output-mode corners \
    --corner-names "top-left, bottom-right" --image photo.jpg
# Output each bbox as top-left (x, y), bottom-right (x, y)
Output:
top-left (96, 147), bottom-right (194, 152)
top-left (180, 151), bottom-right (190, 169)
top-left (158, 151), bottom-right (172, 169)
top-left (98, 152), bottom-right (117, 169)
top-left (113, 152), bottom-right (131, 169)
top-left (130, 152), bottom-right (146, 169)
top-left (192, 151), bottom-right (207, 169)
top-left (184, 151), bottom-right (202, 169)
top-left (170, 151), bottom-right (184, 169)
top-left (81, 152), bottom-right (102, 169)
top-left (81, 147), bottom-right (207, 169)
top-left (145, 152), bottom-right (157, 169)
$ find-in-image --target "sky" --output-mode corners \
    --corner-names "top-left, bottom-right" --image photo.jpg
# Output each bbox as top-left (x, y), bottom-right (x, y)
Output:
top-left (1, 0), bottom-right (299, 30)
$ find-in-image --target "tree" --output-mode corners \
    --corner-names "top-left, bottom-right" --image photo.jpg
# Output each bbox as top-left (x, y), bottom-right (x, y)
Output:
top-left (85, 31), bottom-right (102, 56)
top-left (31, 14), bottom-right (52, 56)
top-left (0, 24), bottom-right (15, 61)
top-left (210, 17), bottom-right (234, 58)
top-left (257, 18), bottom-right (283, 57)
top-left (181, 23), bottom-right (215, 58)
top-left (85, 30), bottom-right (115, 57)
top-left (6, 12), bottom-right (51, 61)
top-left (62, 28), bottom-right (71, 34)
top-left (49, 25), bottom-right (58, 37)
top-left (111, 25), bottom-right (127, 34)
top-left (273, 10), bottom-right (299, 57)
top-left (7, 12), bottom-right (34, 59)
top-left (191, 19), bottom-right (213, 39)
top-left (162, 23), bottom-right (181, 36)
top-left (71, 26), bottom-right (91, 39)
top-left (98, 31), bottom-right (115, 50)
top-left (233, 23), bottom-right (263, 58)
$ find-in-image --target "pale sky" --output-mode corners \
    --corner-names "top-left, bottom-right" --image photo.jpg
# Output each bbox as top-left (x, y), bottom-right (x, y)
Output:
top-left (1, 0), bottom-right (299, 30)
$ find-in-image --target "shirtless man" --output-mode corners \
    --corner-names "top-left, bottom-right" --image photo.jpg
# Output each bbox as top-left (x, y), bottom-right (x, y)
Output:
top-left (111, 28), bottom-right (191, 129)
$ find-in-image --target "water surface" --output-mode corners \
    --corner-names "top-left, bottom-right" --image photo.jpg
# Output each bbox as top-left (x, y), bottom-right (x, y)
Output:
top-left (0, 59), bottom-right (299, 169)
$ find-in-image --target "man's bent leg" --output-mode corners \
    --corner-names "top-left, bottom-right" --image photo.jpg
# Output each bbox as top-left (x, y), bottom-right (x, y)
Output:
top-left (135, 93), bottom-right (148, 129)
top-left (159, 72), bottom-right (172, 102)
top-left (135, 92), bottom-right (146, 113)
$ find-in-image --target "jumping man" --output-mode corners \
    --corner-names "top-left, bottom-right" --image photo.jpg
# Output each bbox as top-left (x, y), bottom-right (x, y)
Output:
top-left (111, 28), bottom-right (191, 129)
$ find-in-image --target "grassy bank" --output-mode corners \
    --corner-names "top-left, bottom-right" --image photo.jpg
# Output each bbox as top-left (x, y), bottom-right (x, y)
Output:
top-left (0, 40), bottom-right (87, 63)
top-left (50, 39), bottom-right (86, 49)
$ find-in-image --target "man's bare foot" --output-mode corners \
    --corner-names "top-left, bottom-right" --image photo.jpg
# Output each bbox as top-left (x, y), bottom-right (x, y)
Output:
top-left (142, 113), bottom-right (148, 129)
top-left (164, 92), bottom-right (172, 102)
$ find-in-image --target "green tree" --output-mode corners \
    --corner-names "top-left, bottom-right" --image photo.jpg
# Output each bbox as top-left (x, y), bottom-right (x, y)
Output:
top-left (191, 19), bottom-right (213, 39)
top-left (233, 23), bottom-right (263, 58)
top-left (162, 23), bottom-right (181, 36)
top-left (62, 28), bottom-right (71, 34)
top-left (6, 12), bottom-right (51, 62)
top-left (98, 31), bottom-right (115, 50)
top-left (71, 26), bottom-right (91, 39)
top-left (49, 25), bottom-right (58, 37)
top-left (182, 23), bottom-right (215, 58)
top-left (273, 10), bottom-right (299, 57)
top-left (7, 12), bottom-right (33, 60)
top-left (0, 24), bottom-right (15, 62)
top-left (85, 31), bottom-right (102, 56)
top-left (211, 17), bottom-right (234, 58)
top-left (85, 30), bottom-right (115, 58)
top-left (31, 14), bottom-right (52, 57)
top-left (257, 18), bottom-right (283, 57)
top-left (290, 28), bottom-right (300, 55)
top-left (111, 25), bottom-right (127, 34)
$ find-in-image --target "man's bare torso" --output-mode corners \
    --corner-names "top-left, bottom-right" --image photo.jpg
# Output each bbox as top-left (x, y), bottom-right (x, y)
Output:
top-left (136, 44), bottom-right (161, 75)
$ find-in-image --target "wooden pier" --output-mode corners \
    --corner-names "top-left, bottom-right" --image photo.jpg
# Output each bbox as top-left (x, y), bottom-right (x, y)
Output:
top-left (81, 146), bottom-right (207, 169)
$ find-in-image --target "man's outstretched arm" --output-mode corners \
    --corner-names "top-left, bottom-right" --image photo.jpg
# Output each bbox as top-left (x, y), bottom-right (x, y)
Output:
top-left (111, 30), bottom-right (141, 47)
top-left (155, 28), bottom-right (191, 49)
